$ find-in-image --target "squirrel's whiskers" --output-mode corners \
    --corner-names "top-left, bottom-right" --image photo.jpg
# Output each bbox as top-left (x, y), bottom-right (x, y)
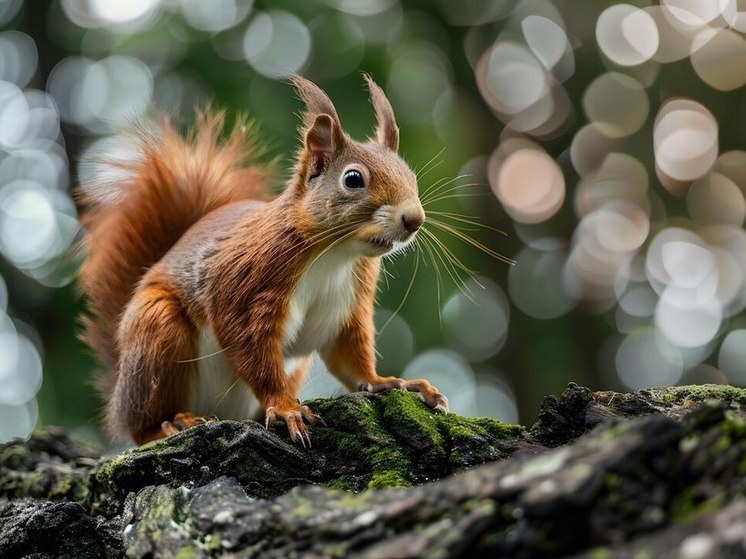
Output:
top-left (378, 157), bottom-right (515, 332)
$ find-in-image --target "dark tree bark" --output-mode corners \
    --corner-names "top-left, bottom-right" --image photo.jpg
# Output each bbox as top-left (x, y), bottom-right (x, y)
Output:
top-left (2, 384), bottom-right (746, 558)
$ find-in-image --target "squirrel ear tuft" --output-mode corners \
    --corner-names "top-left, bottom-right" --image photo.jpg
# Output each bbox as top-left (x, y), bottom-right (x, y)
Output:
top-left (292, 75), bottom-right (345, 178)
top-left (363, 74), bottom-right (399, 152)
top-left (291, 74), bottom-right (342, 129)
top-left (305, 114), bottom-right (336, 178)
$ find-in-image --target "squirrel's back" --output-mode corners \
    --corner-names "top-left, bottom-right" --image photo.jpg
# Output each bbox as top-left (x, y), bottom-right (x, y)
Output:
top-left (78, 111), bottom-right (272, 381)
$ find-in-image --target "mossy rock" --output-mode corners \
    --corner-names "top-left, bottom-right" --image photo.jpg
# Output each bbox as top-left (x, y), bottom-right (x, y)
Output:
top-left (86, 390), bottom-right (526, 515)
top-left (2, 384), bottom-right (746, 558)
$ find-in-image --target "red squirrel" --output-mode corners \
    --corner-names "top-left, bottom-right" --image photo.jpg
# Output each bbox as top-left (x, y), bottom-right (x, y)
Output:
top-left (78, 75), bottom-right (448, 447)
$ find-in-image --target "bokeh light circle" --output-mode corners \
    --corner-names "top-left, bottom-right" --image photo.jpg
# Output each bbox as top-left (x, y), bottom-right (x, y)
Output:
top-left (474, 373), bottom-right (519, 422)
top-left (494, 149), bottom-right (565, 224)
top-left (85, 56), bottom-right (153, 127)
top-left (591, 201), bottom-right (650, 253)
top-left (722, 0), bottom-right (746, 33)
top-left (690, 29), bottom-right (746, 92)
top-left (442, 277), bottom-right (509, 361)
top-left (404, 349), bottom-right (476, 416)
top-left (660, 0), bottom-right (725, 29)
top-left (180, 0), bottom-right (253, 32)
top-left (243, 11), bottom-right (311, 79)
top-left (478, 40), bottom-right (549, 116)
top-left (47, 55), bottom-right (153, 131)
top-left (687, 172), bottom-right (746, 226)
top-left (656, 294), bottom-right (722, 348)
top-left (0, 183), bottom-right (57, 267)
top-left (714, 151), bottom-right (746, 194)
top-left (0, 316), bottom-right (42, 407)
top-left (374, 309), bottom-right (414, 376)
top-left (570, 124), bottom-right (619, 176)
top-left (582, 73), bottom-right (649, 138)
top-left (596, 4), bottom-right (659, 66)
top-left (521, 15), bottom-right (569, 72)
top-left (646, 228), bottom-right (719, 301)
top-left (645, 6), bottom-right (695, 63)
top-left (61, 0), bottom-right (160, 30)
top-left (615, 330), bottom-right (683, 389)
top-left (575, 153), bottom-right (650, 216)
top-left (718, 329), bottom-right (746, 384)
top-left (0, 399), bottom-right (38, 442)
top-left (388, 43), bottom-right (452, 124)
top-left (654, 99), bottom-right (718, 182)
top-left (0, 31), bottom-right (37, 87)
top-left (509, 244), bottom-right (579, 319)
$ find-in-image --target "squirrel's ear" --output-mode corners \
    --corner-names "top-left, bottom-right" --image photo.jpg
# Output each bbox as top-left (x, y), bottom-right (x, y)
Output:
top-left (292, 75), bottom-right (345, 178)
top-left (305, 114), bottom-right (337, 178)
top-left (363, 74), bottom-right (399, 152)
top-left (291, 74), bottom-right (342, 129)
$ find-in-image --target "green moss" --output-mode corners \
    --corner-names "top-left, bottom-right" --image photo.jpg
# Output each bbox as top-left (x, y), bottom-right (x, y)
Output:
top-left (380, 390), bottom-right (444, 448)
top-left (721, 411), bottom-right (746, 441)
top-left (49, 473), bottom-right (88, 503)
top-left (311, 391), bottom-right (526, 490)
top-left (94, 455), bottom-right (126, 480)
top-left (671, 488), bottom-right (724, 521)
top-left (335, 492), bottom-right (373, 508)
top-left (646, 385), bottom-right (746, 408)
top-left (368, 469), bottom-right (410, 489)
top-left (589, 548), bottom-right (613, 559)
top-left (0, 445), bottom-right (36, 471)
top-left (311, 393), bottom-right (416, 490)
top-left (322, 476), bottom-right (360, 492)
top-left (335, 435), bottom-right (368, 461)
top-left (174, 547), bottom-right (198, 559)
top-left (439, 415), bottom-right (521, 444)
top-left (202, 533), bottom-right (222, 551)
top-left (292, 497), bottom-right (314, 517)
top-left (366, 444), bottom-right (412, 489)
top-left (469, 417), bottom-right (524, 440)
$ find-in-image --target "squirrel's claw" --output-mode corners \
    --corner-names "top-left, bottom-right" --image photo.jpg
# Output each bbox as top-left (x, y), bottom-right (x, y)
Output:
top-left (265, 404), bottom-right (322, 448)
top-left (432, 393), bottom-right (449, 413)
top-left (161, 420), bottom-right (179, 437)
top-left (300, 405), bottom-right (326, 426)
top-left (358, 376), bottom-right (449, 413)
top-left (265, 407), bottom-right (278, 430)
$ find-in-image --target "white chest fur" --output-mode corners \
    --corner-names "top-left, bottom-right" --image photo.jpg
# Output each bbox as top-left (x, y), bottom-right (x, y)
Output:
top-left (191, 327), bottom-right (261, 420)
top-left (190, 246), bottom-right (358, 420)
top-left (282, 247), bottom-right (358, 359)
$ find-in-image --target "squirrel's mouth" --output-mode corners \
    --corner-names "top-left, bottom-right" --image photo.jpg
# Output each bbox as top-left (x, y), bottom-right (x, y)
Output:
top-left (366, 236), bottom-right (394, 251)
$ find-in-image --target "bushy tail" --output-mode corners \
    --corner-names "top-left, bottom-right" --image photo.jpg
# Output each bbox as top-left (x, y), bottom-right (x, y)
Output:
top-left (78, 110), bottom-right (272, 384)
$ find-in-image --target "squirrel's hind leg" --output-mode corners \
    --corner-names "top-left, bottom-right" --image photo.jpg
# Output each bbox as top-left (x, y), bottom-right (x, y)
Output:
top-left (108, 273), bottom-right (199, 445)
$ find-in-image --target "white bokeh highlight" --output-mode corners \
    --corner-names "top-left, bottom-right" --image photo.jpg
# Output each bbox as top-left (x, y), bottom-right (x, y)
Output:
top-left (654, 99), bottom-right (718, 183)
top-left (243, 11), bottom-right (311, 79)
top-left (596, 4), bottom-right (660, 66)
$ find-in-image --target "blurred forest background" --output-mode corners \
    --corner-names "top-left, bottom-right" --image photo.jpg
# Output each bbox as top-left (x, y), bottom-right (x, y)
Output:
top-left (2, 0), bottom-right (746, 444)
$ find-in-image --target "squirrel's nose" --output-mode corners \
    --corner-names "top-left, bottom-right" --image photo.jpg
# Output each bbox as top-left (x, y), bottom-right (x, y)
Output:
top-left (401, 211), bottom-right (424, 233)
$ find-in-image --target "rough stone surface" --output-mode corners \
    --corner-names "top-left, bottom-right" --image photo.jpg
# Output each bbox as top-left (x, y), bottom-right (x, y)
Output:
top-left (2, 384), bottom-right (746, 558)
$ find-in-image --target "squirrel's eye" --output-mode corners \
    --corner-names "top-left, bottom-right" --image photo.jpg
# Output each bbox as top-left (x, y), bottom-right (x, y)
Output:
top-left (342, 169), bottom-right (366, 189)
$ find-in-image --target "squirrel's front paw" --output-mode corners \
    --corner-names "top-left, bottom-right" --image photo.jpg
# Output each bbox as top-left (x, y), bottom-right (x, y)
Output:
top-left (265, 403), bottom-right (324, 448)
top-left (358, 376), bottom-right (449, 412)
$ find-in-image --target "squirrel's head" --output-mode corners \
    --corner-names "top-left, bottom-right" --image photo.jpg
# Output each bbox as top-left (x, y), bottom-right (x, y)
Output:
top-left (290, 75), bottom-right (424, 257)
